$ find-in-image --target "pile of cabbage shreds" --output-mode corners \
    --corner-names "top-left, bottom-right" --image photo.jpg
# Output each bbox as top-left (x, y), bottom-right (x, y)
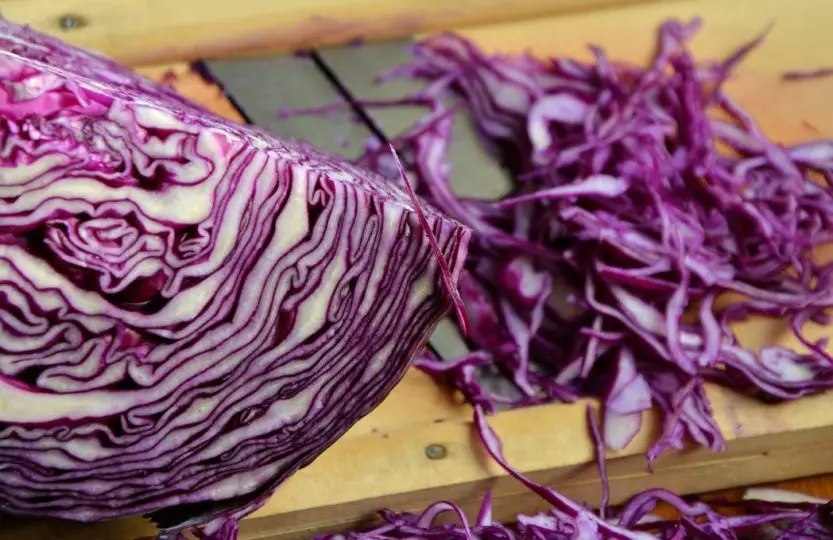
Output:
top-left (311, 17), bottom-right (833, 540)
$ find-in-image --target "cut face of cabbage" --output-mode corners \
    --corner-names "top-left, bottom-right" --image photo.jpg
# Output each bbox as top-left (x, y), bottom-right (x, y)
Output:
top-left (0, 17), bottom-right (470, 523)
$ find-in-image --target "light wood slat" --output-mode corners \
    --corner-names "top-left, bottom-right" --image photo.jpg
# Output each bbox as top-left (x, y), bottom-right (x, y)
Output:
top-left (0, 0), bottom-right (657, 66)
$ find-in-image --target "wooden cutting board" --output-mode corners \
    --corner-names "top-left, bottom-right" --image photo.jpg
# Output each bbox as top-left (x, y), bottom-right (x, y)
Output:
top-left (3, 0), bottom-right (833, 539)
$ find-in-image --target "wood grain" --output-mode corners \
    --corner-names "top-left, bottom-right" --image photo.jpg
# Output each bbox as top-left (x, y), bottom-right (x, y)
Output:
top-left (0, 0), bottom-right (657, 66)
top-left (5, 0), bottom-right (833, 538)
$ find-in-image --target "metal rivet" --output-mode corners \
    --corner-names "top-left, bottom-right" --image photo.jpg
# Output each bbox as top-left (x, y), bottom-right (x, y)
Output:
top-left (425, 443), bottom-right (447, 460)
top-left (58, 14), bottom-right (87, 30)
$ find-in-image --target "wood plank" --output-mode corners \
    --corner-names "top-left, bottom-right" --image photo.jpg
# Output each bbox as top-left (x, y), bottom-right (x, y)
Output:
top-left (0, 0), bottom-right (657, 66)
top-left (235, 388), bottom-right (833, 539)
top-left (5, 0), bottom-right (833, 538)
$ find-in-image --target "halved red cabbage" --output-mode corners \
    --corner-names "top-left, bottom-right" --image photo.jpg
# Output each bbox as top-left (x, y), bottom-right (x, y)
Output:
top-left (0, 16), bottom-right (470, 527)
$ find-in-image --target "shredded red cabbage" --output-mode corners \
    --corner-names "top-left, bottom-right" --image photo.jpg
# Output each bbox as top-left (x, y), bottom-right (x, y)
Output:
top-left (355, 17), bottom-right (833, 458)
top-left (317, 490), bottom-right (832, 539)
top-left (307, 16), bottom-right (833, 540)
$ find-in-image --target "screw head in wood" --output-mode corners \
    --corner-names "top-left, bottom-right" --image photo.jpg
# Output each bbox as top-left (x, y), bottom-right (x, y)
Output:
top-left (58, 14), bottom-right (87, 30)
top-left (425, 443), bottom-right (447, 460)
